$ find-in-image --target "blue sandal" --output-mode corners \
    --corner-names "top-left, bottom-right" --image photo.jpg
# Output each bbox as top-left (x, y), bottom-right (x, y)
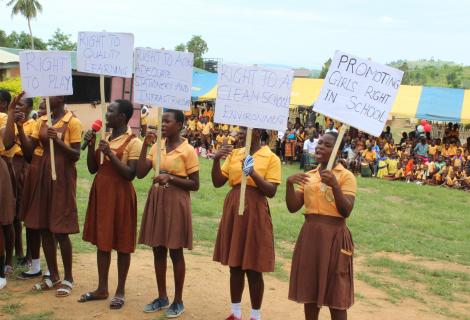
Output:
top-left (143, 297), bottom-right (169, 313)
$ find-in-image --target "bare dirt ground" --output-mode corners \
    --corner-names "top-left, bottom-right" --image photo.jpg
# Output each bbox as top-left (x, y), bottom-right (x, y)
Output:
top-left (0, 249), bottom-right (460, 320)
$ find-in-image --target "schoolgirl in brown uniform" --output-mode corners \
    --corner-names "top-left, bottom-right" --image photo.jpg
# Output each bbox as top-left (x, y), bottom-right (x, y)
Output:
top-left (19, 96), bottom-right (82, 297)
top-left (0, 90), bottom-right (17, 289)
top-left (16, 100), bottom-right (47, 279)
top-left (212, 128), bottom-right (281, 320)
top-left (137, 109), bottom-right (199, 318)
top-left (286, 132), bottom-right (357, 320)
top-left (79, 99), bottom-right (142, 309)
top-left (3, 95), bottom-right (35, 266)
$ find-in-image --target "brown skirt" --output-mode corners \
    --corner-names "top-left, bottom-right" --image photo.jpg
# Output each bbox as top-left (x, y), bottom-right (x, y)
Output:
top-left (139, 184), bottom-right (193, 249)
top-left (213, 186), bottom-right (275, 273)
top-left (23, 152), bottom-right (79, 234)
top-left (83, 168), bottom-right (137, 253)
top-left (289, 214), bottom-right (354, 310)
top-left (18, 155), bottom-right (41, 221)
top-left (12, 155), bottom-right (28, 216)
top-left (0, 156), bottom-right (15, 225)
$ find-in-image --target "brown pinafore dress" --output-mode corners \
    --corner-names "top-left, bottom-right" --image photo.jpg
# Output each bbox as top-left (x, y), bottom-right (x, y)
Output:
top-left (23, 117), bottom-right (79, 234)
top-left (82, 135), bottom-right (137, 253)
top-left (0, 156), bottom-right (15, 226)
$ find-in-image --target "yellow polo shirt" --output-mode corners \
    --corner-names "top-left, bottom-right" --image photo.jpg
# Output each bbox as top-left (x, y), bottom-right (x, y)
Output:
top-left (299, 164), bottom-right (357, 218)
top-left (147, 138), bottom-right (199, 177)
top-left (221, 145), bottom-right (281, 187)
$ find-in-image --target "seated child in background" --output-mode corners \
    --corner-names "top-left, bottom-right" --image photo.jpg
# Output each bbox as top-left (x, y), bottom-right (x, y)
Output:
top-left (415, 158), bottom-right (427, 185)
top-left (462, 163), bottom-right (470, 191)
top-left (444, 171), bottom-right (458, 188)
top-left (386, 152), bottom-right (399, 177)
top-left (453, 149), bottom-right (464, 170)
top-left (376, 150), bottom-right (389, 179)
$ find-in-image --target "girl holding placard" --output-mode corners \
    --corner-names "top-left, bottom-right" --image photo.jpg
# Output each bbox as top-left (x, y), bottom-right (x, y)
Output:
top-left (79, 99), bottom-right (142, 309)
top-left (19, 96), bottom-right (82, 297)
top-left (212, 128), bottom-right (281, 320)
top-left (286, 131), bottom-right (357, 320)
top-left (137, 109), bottom-right (199, 318)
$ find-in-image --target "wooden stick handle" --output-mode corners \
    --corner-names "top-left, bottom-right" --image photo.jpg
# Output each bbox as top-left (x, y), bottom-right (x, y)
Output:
top-left (45, 97), bottom-right (56, 181)
top-left (155, 107), bottom-right (163, 177)
top-left (238, 128), bottom-right (253, 215)
top-left (320, 125), bottom-right (349, 192)
top-left (100, 75), bottom-right (106, 164)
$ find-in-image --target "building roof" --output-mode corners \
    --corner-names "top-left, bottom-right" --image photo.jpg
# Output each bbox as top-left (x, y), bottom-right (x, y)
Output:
top-left (0, 47), bottom-right (77, 68)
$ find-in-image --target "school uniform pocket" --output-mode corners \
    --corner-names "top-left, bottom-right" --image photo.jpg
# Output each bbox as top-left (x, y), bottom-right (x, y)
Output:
top-left (337, 249), bottom-right (353, 274)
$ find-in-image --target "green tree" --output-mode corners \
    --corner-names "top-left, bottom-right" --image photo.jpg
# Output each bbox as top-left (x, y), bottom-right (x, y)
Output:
top-left (6, 31), bottom-right (46, 49)
top-left (47, 28), bottom-right (76, 50)
top-left (186, 35), bottom-right (208, 68)
top-left (446, 72), bottom-right (461, 88)
top-left (175, 43), bottom-right (186, 52)
top-left (0, 30), bottom-right (12, 47)
top-left (6, 0), bottom-right (43, 49)
top-left (319, 58), bottom-right (332, 79)
top-left (398, 62), bottom-right (410, 85)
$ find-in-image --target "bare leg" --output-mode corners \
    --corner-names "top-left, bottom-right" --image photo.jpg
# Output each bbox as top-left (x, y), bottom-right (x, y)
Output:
top-left (169, 248), bottom-right (185, 304)
top-left (115, 252), bottom-right (130, 297)
top-left (41, 230), bottom-right (60, 282)
top-left (55, 233), bottom-right (73, 283)
top-left (2, 225), bottom-right (14, 267)
top-left (153, 246), bottom-right (168, 299)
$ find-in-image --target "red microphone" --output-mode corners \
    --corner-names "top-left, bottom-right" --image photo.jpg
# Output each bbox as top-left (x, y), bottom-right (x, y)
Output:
top-left (81, 119), bottom-right (103, 150)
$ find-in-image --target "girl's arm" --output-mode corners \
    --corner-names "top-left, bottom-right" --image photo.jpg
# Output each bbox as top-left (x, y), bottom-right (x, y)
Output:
top-left (136, 134), bottom-right (155, 179)
top-left (47, 128), bottom-right (80, 162)
top-left (212, 145), bottom-right (232, 187)
top-left (85, 131), bottom-right (98, 174)
top-left (320, 170), bottom-right (356, 218)
top-left (153, 171), bottom-right (199, 191)
top-left (249, 171), bottom-right (278, 198)
top-left (98, 140), bottom-right (137, 181)
top-left (285, 173), bottom-right (309, 213)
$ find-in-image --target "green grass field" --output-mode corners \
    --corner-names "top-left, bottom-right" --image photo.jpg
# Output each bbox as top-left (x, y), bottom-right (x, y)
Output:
top-left (23, 156), bottom-right (470, 319)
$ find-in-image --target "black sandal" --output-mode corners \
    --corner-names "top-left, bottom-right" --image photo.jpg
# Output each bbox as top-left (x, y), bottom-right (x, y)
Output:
top-left (78, 292), bottom-right (109, 303)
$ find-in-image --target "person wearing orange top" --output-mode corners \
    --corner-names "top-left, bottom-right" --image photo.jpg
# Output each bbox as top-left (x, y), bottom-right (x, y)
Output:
top-left (212, 128), bottom-right (281, 320)
top-left (12, 100), bottom-right (47, 279)
top-left (79, 100), bottom-right (143, 309)
top-left (286, 131), bottom-right (356, 320)
top-left (137, 109), bottom-right (200, 317)
top-left (0, 90), bottom-right (17, 289)
top-left (6, 96), bottom-right (35, 265)
top-left (16, 95), bottom-right (83, 296)
top-left (202, 105), bottom-right (214, 121)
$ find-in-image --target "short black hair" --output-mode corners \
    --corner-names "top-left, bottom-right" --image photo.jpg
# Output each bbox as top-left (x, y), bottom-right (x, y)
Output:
top-left (325, 131), bottom-right (338, 141)
top-left (115, 99), bottom-right (134, 122)
top-left (0, 89), bottom-right (12, 105)
top-left (164, 109), bottom-right (185, 124)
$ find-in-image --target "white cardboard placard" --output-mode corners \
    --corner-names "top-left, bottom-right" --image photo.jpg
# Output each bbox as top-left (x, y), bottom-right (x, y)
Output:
top-left (19, 50), bottom-right (73, 98)
top-left (77, 32), bottom-right (134, 78)
top-left (133, 48), bottom-right (194, 111)
top-left (214, 64), bottom-right (293, 131)
top-left (313, 50), bottom-right (404, 136)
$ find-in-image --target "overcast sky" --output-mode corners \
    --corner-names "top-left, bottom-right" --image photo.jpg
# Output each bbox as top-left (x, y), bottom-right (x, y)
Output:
top-left (1, 0), bottom-right (469, 68)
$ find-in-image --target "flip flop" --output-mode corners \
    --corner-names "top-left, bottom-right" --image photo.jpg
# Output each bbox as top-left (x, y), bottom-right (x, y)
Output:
top-left (56, 280), bottom-right (73, 297)
top-left (110, 296), bottom-right (125, 310)
top-left (32, 278), bottom-right (61, 291)
top-left (78, 292), bottom-right (109, 303)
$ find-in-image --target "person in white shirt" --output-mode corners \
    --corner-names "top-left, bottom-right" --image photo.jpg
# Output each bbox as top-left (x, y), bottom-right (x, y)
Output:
top-left (301, 132), bottom-right (318, 170)
top-left (324, 122), bottom-right (338, 134)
